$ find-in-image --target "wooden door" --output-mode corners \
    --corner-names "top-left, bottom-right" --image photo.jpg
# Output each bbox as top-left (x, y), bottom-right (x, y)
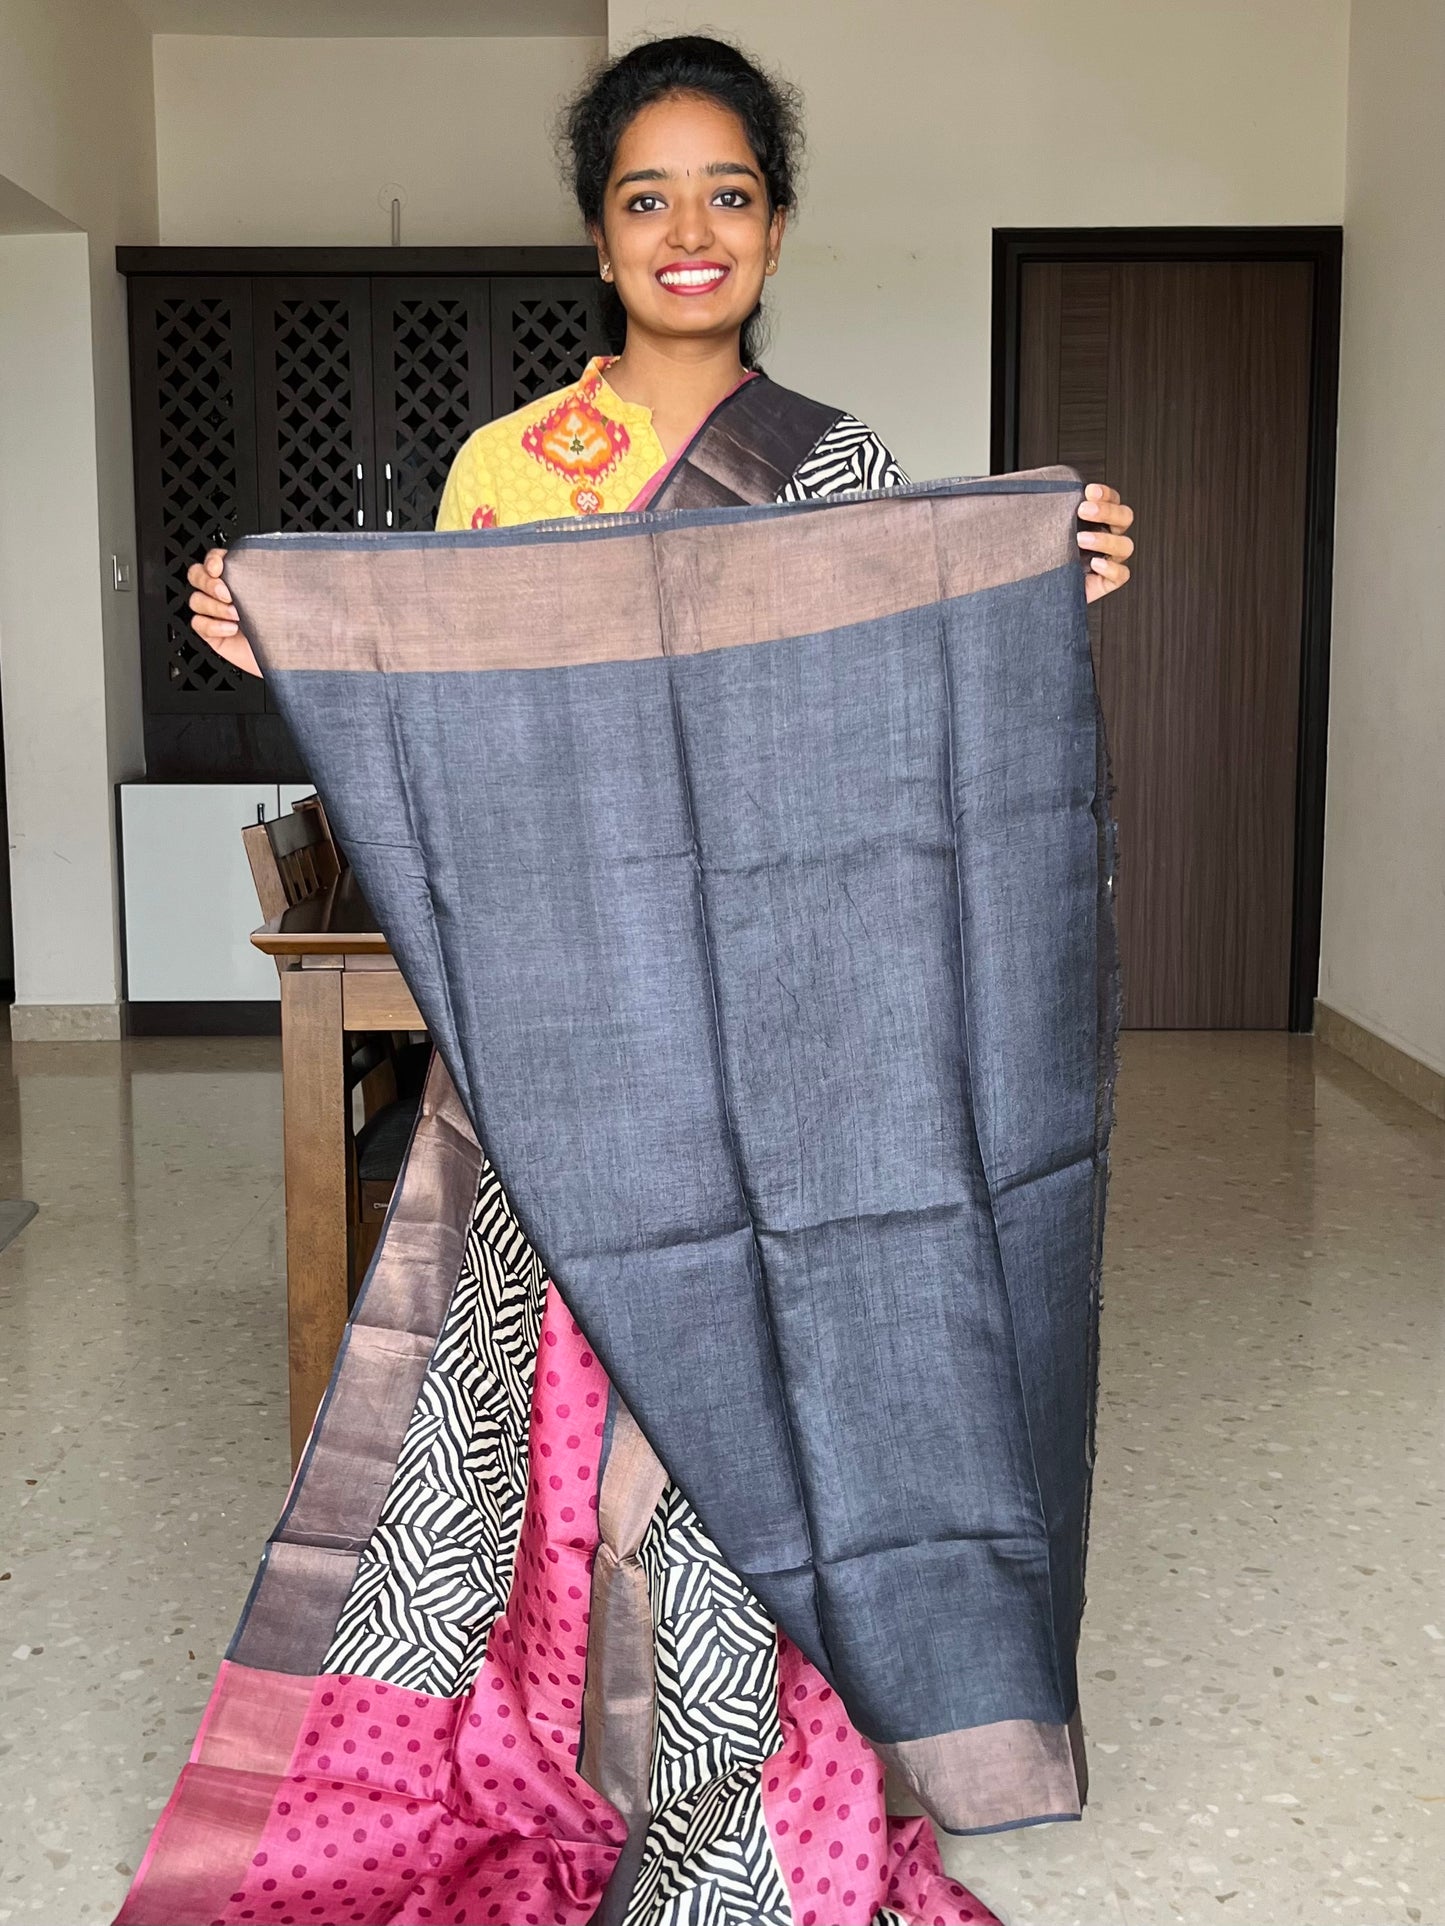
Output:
top-left (128, 276), bottom-right (263, 718)
top-left (1016, 259), bottom-right (1314, 1028)
top-left (253, 276), bottom-right (376, 534)
top-left (252, 276), bottom-right (378, 771)
top-left (371, 278), bottom-right (491, 533)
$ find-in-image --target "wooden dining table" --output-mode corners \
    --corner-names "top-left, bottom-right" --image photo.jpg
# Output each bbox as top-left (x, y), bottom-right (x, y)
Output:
top-left (252, 870), bottom-right (424, 1464)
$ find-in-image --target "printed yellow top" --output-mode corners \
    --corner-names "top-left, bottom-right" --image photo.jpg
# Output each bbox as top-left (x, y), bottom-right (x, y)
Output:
top-left (436, 356), bottom-right (668, 531)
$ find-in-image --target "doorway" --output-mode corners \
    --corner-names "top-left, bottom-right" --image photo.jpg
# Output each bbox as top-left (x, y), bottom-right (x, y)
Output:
top-left (992, 228), bottom-right (1341, 1031)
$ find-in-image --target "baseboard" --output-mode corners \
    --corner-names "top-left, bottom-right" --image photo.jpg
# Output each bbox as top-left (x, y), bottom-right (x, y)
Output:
top-left (1313, 1001), bottom-right (1445, 1120)
top-left (9, 1001), bottom-right (123, 1042)
top-left (124, 1000), bottom-right (282, 1038)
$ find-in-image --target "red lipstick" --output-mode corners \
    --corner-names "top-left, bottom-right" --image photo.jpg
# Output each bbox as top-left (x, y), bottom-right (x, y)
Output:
top-left (654, 260), bottom-right (731, 296)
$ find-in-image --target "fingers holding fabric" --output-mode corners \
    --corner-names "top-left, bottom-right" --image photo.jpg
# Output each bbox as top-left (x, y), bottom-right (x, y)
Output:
top-left (1077, 483), bottom-right (1135, 603)
top-left (186, 549), bottom-right (263, 676)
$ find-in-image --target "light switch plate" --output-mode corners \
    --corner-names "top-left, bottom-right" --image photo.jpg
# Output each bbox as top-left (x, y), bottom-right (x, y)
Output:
top-left (112, 556), bottom-right (132, 592)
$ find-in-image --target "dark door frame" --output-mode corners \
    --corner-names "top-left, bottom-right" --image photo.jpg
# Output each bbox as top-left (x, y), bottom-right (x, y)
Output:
top-left (991, 225), bottom-right (1342, 1034)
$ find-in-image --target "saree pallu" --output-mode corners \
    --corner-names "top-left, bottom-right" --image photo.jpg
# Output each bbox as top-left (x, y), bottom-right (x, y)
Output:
top-left (118, 472), bottom-right (1117, 1926)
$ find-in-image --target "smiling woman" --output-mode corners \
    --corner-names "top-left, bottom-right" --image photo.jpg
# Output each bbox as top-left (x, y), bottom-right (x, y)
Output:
top-left (185, 37), bottom-right (1132, 667)
top-left (152, 33), bottom-right (1135, 1926)
top-left (564, 35), bottom-right (800, 389)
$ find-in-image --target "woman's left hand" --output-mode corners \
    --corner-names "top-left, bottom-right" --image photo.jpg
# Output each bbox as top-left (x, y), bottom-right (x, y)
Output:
top-left (1078, 483), bottom-right (1135, 602)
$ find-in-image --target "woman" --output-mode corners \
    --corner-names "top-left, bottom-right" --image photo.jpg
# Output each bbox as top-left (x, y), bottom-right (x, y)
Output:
top-left (169, 36), bottom-right (1135, 1926)
top-left (188, 41), bottom-right (1132, 661)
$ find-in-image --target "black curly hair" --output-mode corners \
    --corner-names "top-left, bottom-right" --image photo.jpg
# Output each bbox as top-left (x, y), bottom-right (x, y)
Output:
top-left (561, 35), bottom-right (804, 368)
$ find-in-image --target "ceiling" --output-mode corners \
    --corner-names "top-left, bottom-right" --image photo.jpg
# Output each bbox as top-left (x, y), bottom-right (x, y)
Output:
top-left (128, 0), bottom-right (606, 34)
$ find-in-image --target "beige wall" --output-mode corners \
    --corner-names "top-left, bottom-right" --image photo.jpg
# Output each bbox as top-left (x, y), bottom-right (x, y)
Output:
top-left (607, 0), bottom-right (1349, 479)
top-left (0, 0), bottom-right (158, 1030)
top-left (0, 237), bottom-right (124, 1012)
top-left (154, 35), bottom-right (605, 246)
top-left (15, 3), bottom-right (1434, 1061)
top-left (1318, 0), bottom-right (1445, 1076)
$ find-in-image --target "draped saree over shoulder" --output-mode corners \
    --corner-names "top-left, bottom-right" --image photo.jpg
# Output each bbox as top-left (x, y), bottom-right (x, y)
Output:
top-left (117, 406), bottom-right (1118, 1926)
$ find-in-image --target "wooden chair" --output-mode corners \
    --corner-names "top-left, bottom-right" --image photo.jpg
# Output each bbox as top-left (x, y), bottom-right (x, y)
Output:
top-left (243, 795), bottom-right (428, 1299)
top-left (244, 795), bottom-right (339, 913)
top-left (241, 820), bottom-right (290, 923)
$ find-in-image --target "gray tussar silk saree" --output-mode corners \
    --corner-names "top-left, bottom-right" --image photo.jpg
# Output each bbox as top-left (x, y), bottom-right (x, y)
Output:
top-left (117, 401), bottom-right (1117, 1926)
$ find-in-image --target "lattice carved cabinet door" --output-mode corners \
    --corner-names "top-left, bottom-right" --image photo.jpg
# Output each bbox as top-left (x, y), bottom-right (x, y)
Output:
top-left (128, 277), bottom-right (262, 714)
top-left (371, 278), bottom-right (490, 532)
top-left (490, 277), bottom-right (606, 415)
top-left (253, 278), bottom-right (377, 535)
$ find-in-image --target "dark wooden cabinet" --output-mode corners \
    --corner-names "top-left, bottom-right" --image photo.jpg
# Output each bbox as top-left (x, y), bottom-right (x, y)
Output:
top-left (253, 275), bottom-right (375, 541)
top-left (122, 247), bottom-right (604, 777)
top-left (127, 275), bottom-right (263, 721)
top-left (371, 277), bottom-right (490, 533)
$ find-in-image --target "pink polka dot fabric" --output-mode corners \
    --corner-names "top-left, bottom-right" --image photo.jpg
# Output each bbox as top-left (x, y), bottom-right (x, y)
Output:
top-left (762, 1637), bottom-right (999, 1926)
top-left (123, 1287), bottom-right (625, 1926)
top-left (120, 1281), bottom-right (999, 1926)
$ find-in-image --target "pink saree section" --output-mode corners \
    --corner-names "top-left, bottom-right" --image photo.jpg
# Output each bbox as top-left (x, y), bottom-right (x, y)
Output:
top-left (120, 1265), bottom-right (996, 1926)
top-left (121, 1263), bottom-right (998, 1926)
top-left (119, 1290), bottom-right (625, 1926)
top-left (765, 1641), bottom-right (992, 1926)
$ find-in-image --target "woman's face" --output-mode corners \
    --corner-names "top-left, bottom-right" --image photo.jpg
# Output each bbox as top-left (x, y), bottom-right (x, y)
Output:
top-left (596, 91), bottom-right (785, 352)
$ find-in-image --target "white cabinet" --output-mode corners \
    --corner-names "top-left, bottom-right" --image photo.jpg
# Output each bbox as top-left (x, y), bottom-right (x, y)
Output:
top-left (120, 783), bottom-right (312, 1003)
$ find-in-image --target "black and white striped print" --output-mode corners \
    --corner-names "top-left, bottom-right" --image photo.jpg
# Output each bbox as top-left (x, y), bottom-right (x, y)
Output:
top-left (624, 1765), bottom-right (792, 1926)
top-left (621, 1484), bottom-right (789, 1925)
top-left (779, 413), bottom-right (910, 502)
top-left (644, 1483), bottom-right (782, 1807)
top-left (322, 1161), bottom-right (546, 1693)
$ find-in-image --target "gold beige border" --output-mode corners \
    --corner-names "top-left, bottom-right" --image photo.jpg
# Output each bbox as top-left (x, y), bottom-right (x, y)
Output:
top-left (227, 486), bottom-right (1081, 676)
top-left (877, 1706), bottom-right (1087, 1834)
top-left (231, 1056), bottom-right (484, 1673)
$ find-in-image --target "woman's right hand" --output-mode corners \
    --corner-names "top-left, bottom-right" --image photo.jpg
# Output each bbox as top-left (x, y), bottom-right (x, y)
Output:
top-left (187, 548), bottom-right (262, 678)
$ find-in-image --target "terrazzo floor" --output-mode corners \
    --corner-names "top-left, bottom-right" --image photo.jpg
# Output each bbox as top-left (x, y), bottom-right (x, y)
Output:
top-left (0, 1029), bottom-right (1440, 1926)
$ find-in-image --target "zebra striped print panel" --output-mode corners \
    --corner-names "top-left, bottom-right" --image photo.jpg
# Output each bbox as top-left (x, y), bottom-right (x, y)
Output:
top-left (622, 1483), bottom-right (790, 1925)
top-left (779, 413), bottom-right (910, 502)
top-left (322, 1160), bottom-right (547, 1694)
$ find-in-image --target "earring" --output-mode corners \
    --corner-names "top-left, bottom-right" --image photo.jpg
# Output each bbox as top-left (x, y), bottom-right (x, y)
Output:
top-left (600, 261), bottom-right (613, 281)
top-left (766, 258), bottom-right (777, 273)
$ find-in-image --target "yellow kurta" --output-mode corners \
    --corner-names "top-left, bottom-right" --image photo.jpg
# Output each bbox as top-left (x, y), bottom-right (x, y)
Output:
top-left (436, 356), bottom-right (668, 532)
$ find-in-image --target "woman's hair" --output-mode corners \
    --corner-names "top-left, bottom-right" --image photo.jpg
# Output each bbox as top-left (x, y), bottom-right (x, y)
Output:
top-left (560, 35), bottom-right (804, 367)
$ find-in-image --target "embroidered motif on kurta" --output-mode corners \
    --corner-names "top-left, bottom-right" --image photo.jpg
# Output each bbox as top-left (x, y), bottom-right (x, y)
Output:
top-left (438, 356), bottom-right (665, 531)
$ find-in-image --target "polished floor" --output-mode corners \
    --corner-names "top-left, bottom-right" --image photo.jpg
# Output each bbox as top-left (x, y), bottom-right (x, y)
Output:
top-left (0, 1030), bottom-right (1440, 1926)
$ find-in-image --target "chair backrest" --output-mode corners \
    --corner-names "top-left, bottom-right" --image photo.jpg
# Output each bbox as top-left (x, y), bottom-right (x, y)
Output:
top-left (241, 793), bottom-right (342, 919)
top-left (241, 821), bottom-right (290, 922)
top-left (265, 796), bottom-right (341, 909)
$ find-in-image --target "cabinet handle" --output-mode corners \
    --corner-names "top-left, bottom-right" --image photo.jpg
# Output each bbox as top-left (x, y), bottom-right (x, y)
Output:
top-left (354, 461), bottom-right (365, 528)
top-left (384, 462), bottom-right (395, 529)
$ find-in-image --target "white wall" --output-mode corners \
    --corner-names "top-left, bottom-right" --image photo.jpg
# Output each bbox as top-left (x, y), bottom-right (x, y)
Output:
top-left (154, 35), bottom-right (605, 246)
top-left (0, 0), bottom-right (158, 1032)
top-left (3, 3), bottom-right (1394, 1045)
top-left (607, 0), bottom-right (1349, 478)
top-left (1318, 0), bottom-right (1445, 1077)
top-left (0, 238), bottom-right (125, 1011)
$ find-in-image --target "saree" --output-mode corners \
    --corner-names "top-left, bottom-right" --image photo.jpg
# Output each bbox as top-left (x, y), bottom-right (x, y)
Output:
top-left (117, 421), bottom-right (1117, 1926)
